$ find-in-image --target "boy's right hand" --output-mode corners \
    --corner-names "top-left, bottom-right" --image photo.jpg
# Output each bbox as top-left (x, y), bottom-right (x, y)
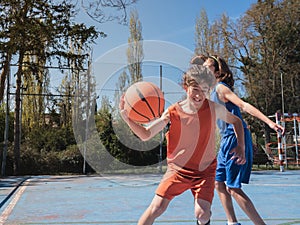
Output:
top-left (119, 94), bottom-right (125, 110)
top-left (119, 94), bottom-right (129, 122)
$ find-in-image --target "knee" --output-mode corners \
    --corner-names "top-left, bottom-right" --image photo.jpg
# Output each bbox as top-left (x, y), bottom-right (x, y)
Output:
top-left (215, 181), bottom-right (226, 193)
top-left (226, 186), bottom-right (241, 197)
top-left (148, 202), bottom-right (167, 217)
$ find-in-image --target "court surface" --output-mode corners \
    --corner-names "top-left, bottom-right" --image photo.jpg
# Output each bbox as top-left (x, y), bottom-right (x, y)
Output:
top-left (0, 170), bottom-right (299, 225)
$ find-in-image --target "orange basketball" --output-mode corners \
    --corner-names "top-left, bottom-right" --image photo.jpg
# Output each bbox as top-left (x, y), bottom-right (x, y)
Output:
top-left (124, 81), bottom-right (165, 123)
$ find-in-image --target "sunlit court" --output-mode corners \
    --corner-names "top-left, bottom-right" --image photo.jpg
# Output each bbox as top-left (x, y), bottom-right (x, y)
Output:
top-left (0, 170), bottom-right (299, 225)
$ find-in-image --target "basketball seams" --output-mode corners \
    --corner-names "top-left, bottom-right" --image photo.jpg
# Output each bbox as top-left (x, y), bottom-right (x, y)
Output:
top-left (135, 85), bottom-right (156, 119)
top-left (148, 82), bottom-right (164, 117)
top-left (124, 81), bottom-right (165, 123)
top-left (124, 91), bottom-right (151, 122)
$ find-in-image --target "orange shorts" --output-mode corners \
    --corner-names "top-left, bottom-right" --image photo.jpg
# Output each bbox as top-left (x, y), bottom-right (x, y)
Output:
top-left (156, 160), bottom-right (216, 203)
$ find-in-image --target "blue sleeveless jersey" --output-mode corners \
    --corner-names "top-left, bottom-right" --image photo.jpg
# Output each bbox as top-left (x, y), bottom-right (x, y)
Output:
top-left (210, 82), bottom-right (248, 137)
top-left (211, 82), bottom-right (253, 187)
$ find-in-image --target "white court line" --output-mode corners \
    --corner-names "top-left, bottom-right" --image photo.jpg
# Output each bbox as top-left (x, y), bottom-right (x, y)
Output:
top-left (0, 179), bottom-right (30, 224)
top-left (249, 183), bottom-right (300, 187)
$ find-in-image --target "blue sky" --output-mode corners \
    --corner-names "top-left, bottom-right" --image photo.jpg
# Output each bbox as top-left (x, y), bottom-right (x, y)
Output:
top-left (71, 0), bottom-right (258, 108)
top-left (77, 0), bottom-right (257, 59)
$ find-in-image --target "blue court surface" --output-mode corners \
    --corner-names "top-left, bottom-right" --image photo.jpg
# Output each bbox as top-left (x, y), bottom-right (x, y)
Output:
top-left (0, 170), bottom-right (299, 225)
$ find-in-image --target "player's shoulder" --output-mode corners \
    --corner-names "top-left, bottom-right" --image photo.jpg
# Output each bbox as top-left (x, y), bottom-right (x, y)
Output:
top-left (216, 82), bottom-right (232, 93)
top-left (206, 99), bottom-right (217, 108)
top-left (207, 99), bottom-right (227, 113)
top-left (167, 102), bottom-right (180, 111)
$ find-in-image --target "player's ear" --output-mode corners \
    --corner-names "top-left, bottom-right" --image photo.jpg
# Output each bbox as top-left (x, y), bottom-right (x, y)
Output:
top-left (183, 84), bottom-right (188, 91)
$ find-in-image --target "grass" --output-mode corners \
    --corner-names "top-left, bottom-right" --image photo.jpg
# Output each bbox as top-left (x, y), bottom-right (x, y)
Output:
top-left (252, 164), bottom-right (300, 171)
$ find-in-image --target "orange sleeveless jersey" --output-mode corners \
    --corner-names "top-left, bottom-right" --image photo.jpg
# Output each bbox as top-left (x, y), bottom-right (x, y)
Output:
top-left (165, 99), bottom-right (217, 176)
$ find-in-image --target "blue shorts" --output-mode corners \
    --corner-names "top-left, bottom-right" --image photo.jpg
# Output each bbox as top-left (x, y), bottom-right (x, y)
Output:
top-left (215, 128), bottom-right (253, 188)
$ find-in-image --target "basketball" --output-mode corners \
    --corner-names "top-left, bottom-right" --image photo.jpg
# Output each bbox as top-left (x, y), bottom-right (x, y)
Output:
top-left (124, 81), bottom-right (165, 123)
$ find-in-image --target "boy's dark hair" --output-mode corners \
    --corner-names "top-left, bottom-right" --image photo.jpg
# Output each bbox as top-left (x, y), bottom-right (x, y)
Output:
top-left (210, 55), bottom-right (234, 89)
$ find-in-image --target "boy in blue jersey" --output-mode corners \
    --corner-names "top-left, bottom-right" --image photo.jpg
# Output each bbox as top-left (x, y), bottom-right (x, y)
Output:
top-left (191, 55), bottom-right (285, 225)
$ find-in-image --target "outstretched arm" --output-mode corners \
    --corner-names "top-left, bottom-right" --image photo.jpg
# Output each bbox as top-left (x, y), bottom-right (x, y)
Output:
top-left (217, 84), bottom-right (285, 135)
top-left (215, 103), bottom-right (246, 165)
top-left (119, 94), bottom-right (169, 141)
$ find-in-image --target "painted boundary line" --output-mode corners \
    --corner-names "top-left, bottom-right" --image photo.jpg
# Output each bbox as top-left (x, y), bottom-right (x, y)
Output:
top-left (0, 178), bottom-right (30, 224)
top-left (0, 177), bottom-right (28, 209)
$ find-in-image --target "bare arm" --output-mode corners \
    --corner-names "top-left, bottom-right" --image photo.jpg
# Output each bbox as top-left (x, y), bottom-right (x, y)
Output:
top-left (215, 102), bottom-right (246, 165)
top-left (216, 84), bottom-right (285, 135)
top-left (119, 94), bottom-right (169, 141)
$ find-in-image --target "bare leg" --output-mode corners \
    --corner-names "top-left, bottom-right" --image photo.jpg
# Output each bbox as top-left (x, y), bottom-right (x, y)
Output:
top-left (194, 198), bottom-right (211, 225)
top-left (138, 194), bottom-right (170, 225)
top-left (215, 181), bottom-right (238, 223)
top-left (227, 187), bottom-right (266, 225)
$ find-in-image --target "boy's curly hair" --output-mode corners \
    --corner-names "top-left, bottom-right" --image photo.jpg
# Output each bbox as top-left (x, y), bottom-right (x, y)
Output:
top-left (190, 54), bottom-right (234, 89)
top-left (182, 64), bottom-right (216, 89)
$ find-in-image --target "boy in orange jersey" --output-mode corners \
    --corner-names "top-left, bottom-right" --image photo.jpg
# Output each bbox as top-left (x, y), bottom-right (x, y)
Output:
top-left (119, 65), bottom-right (246, 225)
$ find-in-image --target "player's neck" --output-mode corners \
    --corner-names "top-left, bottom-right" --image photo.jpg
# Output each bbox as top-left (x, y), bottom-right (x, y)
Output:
top-left (179, 99), bottom-right (203, 114)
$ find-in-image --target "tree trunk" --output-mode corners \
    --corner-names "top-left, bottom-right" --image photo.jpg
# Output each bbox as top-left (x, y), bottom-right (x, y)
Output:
top-left (0, 53), bottom-right (12, 103)
top-left (13, 50), bottom-right (24, 175)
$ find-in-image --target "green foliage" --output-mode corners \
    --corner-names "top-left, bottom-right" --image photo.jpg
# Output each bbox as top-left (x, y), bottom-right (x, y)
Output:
top-left (237, 0), bottom-right (300, 139)
top-left (95, 104), bottom-right (165, 169)
top-left (0, 0), bottom-right (100, 175)
top-left (1, 124), bottom-right (79, 175)
top-left (1, 134), bottom-right (85, 176)
top-left (0, 0), bottom-right (138, 175)
top-left (0, 143), bottom-right (14, 175)
top-left (194, 0), bottom-right (300, 144)
top-left (58, 145), bottom-right (87, 174)
top-left (239, 0), bottom-right (299, 113)
top-left (26, 125), bottom-right (76, 152)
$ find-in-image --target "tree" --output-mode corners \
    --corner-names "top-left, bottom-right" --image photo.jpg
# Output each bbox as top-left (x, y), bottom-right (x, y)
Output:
top-left (80, 0), bottom-right (138, 24)
top-left (222, 0), bottom-right (299, 139)
top-left (22, 52), bottom-right (50, 131)
top-left (0, 0), bottom-right (99, 174)
top-left (194, 9), bottom-right (210, 56)
top-left (0, 104), bottom-right (14, 143)
top-left (194, 1), bottom-right (300, 145)
top-left (58, 76), bottom-right (73, 126)
top-left (194, 9), bottom-right (235, 63)
top-left (114, 69), bottom-right (129, 111)
top-left (113, 10), bottom-right (143, 113)
top-left (127, 10), bottom-right (144, 83)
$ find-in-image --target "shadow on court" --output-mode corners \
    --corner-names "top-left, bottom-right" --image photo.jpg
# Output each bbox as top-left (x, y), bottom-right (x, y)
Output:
top-left (0, 170), bottom-right (300, 225)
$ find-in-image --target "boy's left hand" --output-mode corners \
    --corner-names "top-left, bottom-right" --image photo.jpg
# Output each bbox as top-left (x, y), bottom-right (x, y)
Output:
top-left (271, 123), bottom-right (285, 136)
top-left (230, 145), bottom-right (246, 165)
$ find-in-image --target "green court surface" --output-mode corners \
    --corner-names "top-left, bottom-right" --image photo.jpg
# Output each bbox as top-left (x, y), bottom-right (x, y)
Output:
top-left (0, 170), bottom-right (299, 225)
